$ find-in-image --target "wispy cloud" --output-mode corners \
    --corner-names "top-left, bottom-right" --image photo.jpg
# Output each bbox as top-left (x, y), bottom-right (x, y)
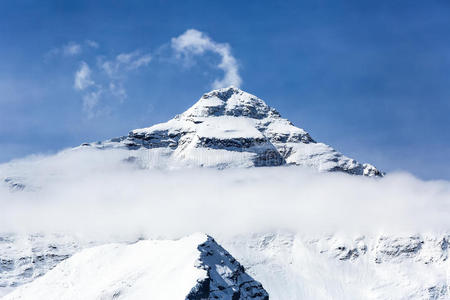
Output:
top-left (108, 82), bottom-right (127, 102)
top-left (97, 51), bottom-right (151, 103)
top-left (46, 40), bottom-right (99, 59)
top-left (85, 40), bottom-right (99, 49)
top-left (74, 62), bottom-right (94, 90)
top-left (63, 42), bottom-right (82, 56)
top-left (100, 51), bottom-right (152, 78)
top-left (171, 29), bottom-right (242, 89)
top-left (72, 52), bottom-right (151, 117)
top-left (82, 90), bottom-right (102, 117)
top-left (74, 62), bottom-right (103, 118)
top-left (59, 29), bottom-right (242, 118)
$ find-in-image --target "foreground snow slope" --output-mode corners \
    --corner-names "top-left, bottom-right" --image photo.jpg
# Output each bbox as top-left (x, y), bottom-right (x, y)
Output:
top-left (82, 86), bottom-right (382, 176)
top-left (2, 232), bottom-right (449, 300)
top-left (3, 233), bottom-right (268, 300)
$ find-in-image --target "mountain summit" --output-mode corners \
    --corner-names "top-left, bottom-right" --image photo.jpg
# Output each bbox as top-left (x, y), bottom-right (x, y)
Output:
top-left (84, 87), bottom-right (382, 176)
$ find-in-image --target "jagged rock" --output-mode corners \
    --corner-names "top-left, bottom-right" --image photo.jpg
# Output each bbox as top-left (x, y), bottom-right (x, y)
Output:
top-left (3, 177), bottom-right (25, 191)
top-left (187, 236), bottom-right (268, 300)
top-left (375, 236), bottom-right (424, 263)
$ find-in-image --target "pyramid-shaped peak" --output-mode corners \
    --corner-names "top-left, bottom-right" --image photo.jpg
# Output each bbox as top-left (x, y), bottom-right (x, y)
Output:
top-left (88, 85), bottom-right (383, 177)
top-left (182, 86), bottom-right (281, 119)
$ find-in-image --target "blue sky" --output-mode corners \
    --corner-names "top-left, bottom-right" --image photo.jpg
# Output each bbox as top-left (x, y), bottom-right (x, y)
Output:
top-left (0, 0), bottom-right (449, 179)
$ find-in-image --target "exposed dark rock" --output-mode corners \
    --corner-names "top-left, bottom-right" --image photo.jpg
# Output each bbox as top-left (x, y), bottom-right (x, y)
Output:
top-left (186, 236), bottom-right (269, 300)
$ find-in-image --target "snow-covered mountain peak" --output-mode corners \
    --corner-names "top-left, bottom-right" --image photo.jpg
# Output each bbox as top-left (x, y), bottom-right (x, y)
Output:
top-left (181, 86), bottom-right (280, 119)
top-left (81, 87), bottom-right (383, 176)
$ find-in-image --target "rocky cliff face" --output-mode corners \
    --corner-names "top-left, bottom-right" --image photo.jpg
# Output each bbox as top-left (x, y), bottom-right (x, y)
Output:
top-left (83, 87), bottom-right (383, 176)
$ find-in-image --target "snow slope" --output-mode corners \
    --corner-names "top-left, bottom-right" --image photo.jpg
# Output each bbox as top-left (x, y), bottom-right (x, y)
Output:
top-left (2, 232), bottom-right (449, 300)
top-left (82, 87), bottom-right (383, 176)
top-left (223, 232), bottom-right (450, 300)
top-left (3, 233), bottom-right (268, 300)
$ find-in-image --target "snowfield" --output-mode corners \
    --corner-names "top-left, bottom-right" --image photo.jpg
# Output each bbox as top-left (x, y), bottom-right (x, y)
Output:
top-left (223, 232), bottom-right (450, 299)
top-left (3, 235), bottom-right (208, 300)
top-left (1, 87), bottom-right (449, 299)
top-left (3, 233), bottom-right (268, 300)
top-left (1, 232), bottom-right (449, 299)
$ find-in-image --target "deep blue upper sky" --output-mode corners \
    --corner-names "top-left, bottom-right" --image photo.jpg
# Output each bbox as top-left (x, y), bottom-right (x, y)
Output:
top-left (1, 0), bottom-right (449, 179)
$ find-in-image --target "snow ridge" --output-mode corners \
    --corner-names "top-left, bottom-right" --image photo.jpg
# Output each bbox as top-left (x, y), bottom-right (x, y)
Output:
top-left (2, 234), bottom-right (268, 300)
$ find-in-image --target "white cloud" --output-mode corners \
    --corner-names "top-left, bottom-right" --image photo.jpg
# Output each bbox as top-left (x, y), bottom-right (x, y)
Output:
top-left (72, 51), bottom-right (150, 117)
top-left (116, 52), bottom-right (137, 64)
top-left (101, 51), bottom-right (152, 78)
top-left (95, 51), bottom-right (151, 106)
top-left (73, 62), bottom-right (103, 117)
top-left (63, 42), bottom-right (82, 56)
top-left (129, 54), bottom-right (152, 70)
top-left (46, 41), bottom-right (99, 60)
top-left (0, 149), bottom-right (449, 239)
top-left (109, 82), bottom-right (127, 102)
top-left (74, 62), bottom-right (94, 90)
top-left (82, 89), bottom-right (102, 118)
top-left (70, 50), bottom-right (151, 118)
top-left (61, 30), bottom-right (243, 117)
top-left (85, 40), bottom-right (99, 49)
top-left (47, 40), bottom-right (152, 118)
top-left (100, 60), bottom-right (116, 78)
top-left (171, 29), bottom-right (242, 89)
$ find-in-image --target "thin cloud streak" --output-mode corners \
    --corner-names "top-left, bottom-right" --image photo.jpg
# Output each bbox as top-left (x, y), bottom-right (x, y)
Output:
top-left (85, 40), bottom-right (99, 49)
top-left (46, 41), bottom-right (95, 59)
top-left (63, 42), bottom-right (82, 56)
top-left (100, 51), bottom-right (152, 78)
